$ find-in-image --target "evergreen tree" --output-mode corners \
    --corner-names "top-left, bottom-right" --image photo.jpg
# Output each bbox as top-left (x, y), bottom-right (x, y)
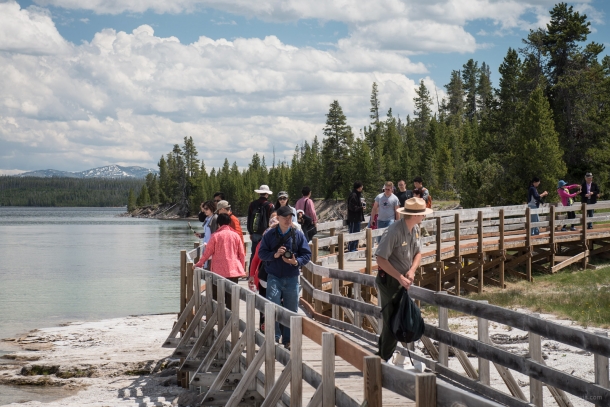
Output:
top-left (145, 173), bottom-right (159, 204)
top-left (462, 59), bottom-right (479, 120)
top-left (157, 156), bottom-right (170, 204)
top-left (322, 100), bottom-right (354, 198)
top-left (444, 70), bottom-right (464, 121)
top-left (413, 80), bottom-right (433, 146)
top-left (127, 188), bottom-right (136, 212)
top-left (477, 62), bottom-right (493, 116)
top-left (136, 184), bottom-right (151, 207)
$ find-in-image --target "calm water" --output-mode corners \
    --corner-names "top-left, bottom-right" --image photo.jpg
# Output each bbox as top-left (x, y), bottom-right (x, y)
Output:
top-left (0, 207), bottom-right (195, 342)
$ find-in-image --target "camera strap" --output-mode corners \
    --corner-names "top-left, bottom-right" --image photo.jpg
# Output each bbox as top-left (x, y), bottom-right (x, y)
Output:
top-left (273, 226), bottom-right (296, 253)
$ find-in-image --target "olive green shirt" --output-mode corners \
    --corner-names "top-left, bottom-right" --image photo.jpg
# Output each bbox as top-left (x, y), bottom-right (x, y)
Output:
top-left (374, 219), bottom-right (421, 275)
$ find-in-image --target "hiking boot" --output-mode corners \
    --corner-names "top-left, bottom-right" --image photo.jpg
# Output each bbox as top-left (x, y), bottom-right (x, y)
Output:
top-left (284, 343), bottom-right (291, 350)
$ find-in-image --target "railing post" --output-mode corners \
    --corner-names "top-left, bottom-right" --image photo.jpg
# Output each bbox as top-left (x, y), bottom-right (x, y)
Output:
top-left (264, 303), bottom-right (276, 396)
top-left (205, 273), bottom-right (213, 346)
top-left (194, 241), bottom-right (201, 265)
top-left (477, 211), bottom-right (484, 293)
top-left (415, 373), bottom-right (436, 407)
top-left (364, 356), bottom-right (382, 407)
top-left (338, 232), bottom-right (345, 270)
top-left (529, 313), bottom-right (543, 406)
top-left (582, 202), bottom-right (588, 269)
top-left (366, 228), bottom-right (373, 275)
top-left (337, 232), bottom-right (345, 321)
top-left (454, 213), bottom-right (461, 296)
top-left (217, 279), bottom-right (226, 359)
top-left (549, 205), bottom-right (556, 270)
top-left (231, 284), bottom-right (240, 373)
top-left (499, 209), bottom-right (505, 289)
top-left (322, 332), bottom-right (336, 407)
top-left (186, 261), bottom-right (194, 328)
top-left (525, 207), bottom-right (532, 282)
top-left (438, 302), bottom-right (448, 366)
top-left (329, 227), bottom-right (336, 255)
top-left (246, 292), bottom-right (255, 370)
top-left (312, 237), bottom-right (319, 264)
top-left (180, 250), bottom-right (187, 319)
top-left (290, 316), bottom-right (303, 407)
top-left (595, 331), bottom-right (610, 389)
top-left (478, 300), bottom-right (490, 385)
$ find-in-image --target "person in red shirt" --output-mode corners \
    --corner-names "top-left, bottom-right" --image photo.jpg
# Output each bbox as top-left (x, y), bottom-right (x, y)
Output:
top-left (195, 213), bottom-right (245, 308)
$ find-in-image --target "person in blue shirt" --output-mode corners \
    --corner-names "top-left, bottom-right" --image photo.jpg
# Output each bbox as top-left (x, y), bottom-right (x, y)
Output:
top-left (258, 205), bottom-right (311, 350)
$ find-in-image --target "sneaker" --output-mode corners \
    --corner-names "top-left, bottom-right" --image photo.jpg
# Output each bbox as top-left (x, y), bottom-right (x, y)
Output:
top-left (560, 227), bottom-right (566, 232)
top-left (284, 343), bottom-right (291, 350)
top-left (570, 226), bottom-right (576, 231)
top-left (588, 225), bottom-right (593, 230)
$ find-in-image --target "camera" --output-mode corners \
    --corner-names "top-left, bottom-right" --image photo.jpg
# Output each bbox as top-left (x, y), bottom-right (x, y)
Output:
top-left (283, 250), bottom-right (293, 259)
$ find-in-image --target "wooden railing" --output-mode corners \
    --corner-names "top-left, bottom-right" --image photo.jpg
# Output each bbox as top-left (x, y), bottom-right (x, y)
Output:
top-left (300, 261), bottom-right (610, 407)
top-left (168, 252), bottom-right (507, 406)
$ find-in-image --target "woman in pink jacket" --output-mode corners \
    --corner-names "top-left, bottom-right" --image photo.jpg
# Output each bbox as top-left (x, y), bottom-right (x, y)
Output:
top-left (557, 180), bottom-right (581, 232)
top-left (195, 213), bottom-right (245, 307)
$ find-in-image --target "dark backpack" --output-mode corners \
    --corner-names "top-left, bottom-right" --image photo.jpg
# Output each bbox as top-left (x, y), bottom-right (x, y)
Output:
top-left (383, 287), bottom-right (425, 343)
top-left (252, 201), bottom-right (272, 234)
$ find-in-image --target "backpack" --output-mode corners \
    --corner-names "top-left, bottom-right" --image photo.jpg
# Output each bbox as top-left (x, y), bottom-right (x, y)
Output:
top-left (423, 188), bottom-right (432, 209)
top-left (383, 287), bottom-right (425, 344)
top-left (563, 187), bottom-right (574, 206)
top-left (252, 201), bottom-right (272, 234)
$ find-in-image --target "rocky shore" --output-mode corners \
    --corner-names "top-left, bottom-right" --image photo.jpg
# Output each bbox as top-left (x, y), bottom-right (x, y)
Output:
top-left (0, 315), bottom-right (193, 407)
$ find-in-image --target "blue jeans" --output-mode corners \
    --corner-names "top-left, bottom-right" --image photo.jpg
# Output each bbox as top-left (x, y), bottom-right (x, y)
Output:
top-left (347, 220), bottom-right (361, 252)
top-left (266, 274), bottom-right (299, 345)
top-left (375, 219), bottom-right (394, 243)
top-left (528, 204), bottom-right (539, 236)
top-left (587, 209), bottom-right (594, 228)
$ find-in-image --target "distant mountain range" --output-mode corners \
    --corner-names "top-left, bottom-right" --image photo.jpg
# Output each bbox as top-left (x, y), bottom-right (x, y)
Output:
top-left (17, 165), bottom-right (158, 179)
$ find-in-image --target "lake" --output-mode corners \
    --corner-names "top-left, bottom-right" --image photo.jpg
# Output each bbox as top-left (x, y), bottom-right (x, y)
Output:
top-left (0, 207), bottom-right (197, 343)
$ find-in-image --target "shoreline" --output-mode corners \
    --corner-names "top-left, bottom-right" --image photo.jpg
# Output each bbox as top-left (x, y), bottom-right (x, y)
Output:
top-left (0, 314), bottom-right (191, 407)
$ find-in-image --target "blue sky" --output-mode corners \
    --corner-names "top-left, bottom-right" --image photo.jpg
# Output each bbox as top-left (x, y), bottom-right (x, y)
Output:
top-left (0, 0), bottom-right (608, 173)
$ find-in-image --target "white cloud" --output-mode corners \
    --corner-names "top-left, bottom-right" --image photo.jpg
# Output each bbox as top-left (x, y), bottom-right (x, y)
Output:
top-left (0, 169), bottom-right (27, 175)
top-left (0, 5), bottom-right (434, 171)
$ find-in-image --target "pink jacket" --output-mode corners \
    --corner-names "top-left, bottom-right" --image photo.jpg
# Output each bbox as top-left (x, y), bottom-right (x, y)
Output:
top-left (195, 225), bottom-right (245, 278)
top-left (557, 184), bottom-right (580, 207)
top-left (295, 197), bottom-right (317, 225)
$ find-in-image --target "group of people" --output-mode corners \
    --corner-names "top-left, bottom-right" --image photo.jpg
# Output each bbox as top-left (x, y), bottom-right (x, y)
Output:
top-left (528, 172), bottom-right (600, 235)
top-left (193, 185), bottom-right (319, 350)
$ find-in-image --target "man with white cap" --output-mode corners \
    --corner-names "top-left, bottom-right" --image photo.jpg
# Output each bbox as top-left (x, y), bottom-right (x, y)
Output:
top-left (374, 197), bottom-right (432, 361)
top-left (247, 185), bottom-right (275, 263)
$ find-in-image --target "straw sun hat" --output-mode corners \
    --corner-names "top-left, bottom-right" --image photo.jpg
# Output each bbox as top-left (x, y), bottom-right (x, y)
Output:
top-left (396, 197), bottom-right (433, 216)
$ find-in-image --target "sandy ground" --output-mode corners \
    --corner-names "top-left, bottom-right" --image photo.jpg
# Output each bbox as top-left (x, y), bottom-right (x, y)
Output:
top-left (1, 309), bottom-right (608, 406)
top-left (0, 314), bottom-right (191, 407)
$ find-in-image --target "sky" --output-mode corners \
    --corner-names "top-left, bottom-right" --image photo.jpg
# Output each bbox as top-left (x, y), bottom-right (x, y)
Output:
top-left (0, 0), bottom-right (608, 175)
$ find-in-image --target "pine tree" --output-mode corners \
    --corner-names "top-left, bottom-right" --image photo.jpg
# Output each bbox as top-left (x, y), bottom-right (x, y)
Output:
top-left (462, 59), bottom-right (479, 120)
top-left (413, 80), bottom-right (433, 146)
top-left (157, 156), bottom-right (170, 204)
top-left (127, 188), bottom-right (136, 212)
top-left (444, 70), bottom-right (464, 121)
top-left (322, 100), bottom-right (354, 198)
top-left (477, 62), bottom-right (493, 116)
top-left (136, 184), bottom-right (151, 207)
top-left (145, 173), bottom-right (159, 204)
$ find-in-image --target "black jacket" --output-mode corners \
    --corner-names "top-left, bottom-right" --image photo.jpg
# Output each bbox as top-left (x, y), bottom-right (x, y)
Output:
top-left (581, 182), bottom-right (600, 204)
top-left (347, 190), bottom-right (365, 222)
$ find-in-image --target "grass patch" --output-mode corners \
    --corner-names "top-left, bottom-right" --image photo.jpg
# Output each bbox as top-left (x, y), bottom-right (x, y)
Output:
top-left (466, 265), bottom-right (610, 328)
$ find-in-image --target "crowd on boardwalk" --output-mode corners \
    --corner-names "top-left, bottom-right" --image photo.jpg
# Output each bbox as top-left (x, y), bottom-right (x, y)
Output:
top-left (193, 172), bottom-right (600, 359)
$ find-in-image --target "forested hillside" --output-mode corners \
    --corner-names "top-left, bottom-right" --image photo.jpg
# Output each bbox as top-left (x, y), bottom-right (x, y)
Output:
top-left (0, 177), bottom-right (144, 207)
top-left (137, 4), bottom-right (608, 217)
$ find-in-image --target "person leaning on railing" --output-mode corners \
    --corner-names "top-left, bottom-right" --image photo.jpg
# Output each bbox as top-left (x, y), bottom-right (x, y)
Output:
top-left (257, 205), bottom-right (312, 350)
top-left (374, 197), bottom-right (432, 362)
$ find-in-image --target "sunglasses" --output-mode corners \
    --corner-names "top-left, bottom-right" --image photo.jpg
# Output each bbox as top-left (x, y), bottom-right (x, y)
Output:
top-left (278, 197), bottom-right (288, 200)
top-left (213, 199), bottom-right (221, 203)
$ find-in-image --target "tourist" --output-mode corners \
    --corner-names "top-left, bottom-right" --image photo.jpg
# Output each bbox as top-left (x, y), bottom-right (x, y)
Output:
top-left (396, 180), bottom-right (413, 207)
top-left (213, 192), bottom-right (225, 204)
top-left (412, 177), bottom-right (429, 204)
top-left (580, 173), bottom-right (600, 230)
top-left (247, 185), bottom-right (275, 264)
top-left (194, 213), bottom-right (246, 308)
top-left (194, 200), bottom-right (218, 248)
top-left (274, 191), bottom-right (297, 223)
top-left (411, 189), bottom-right (430, 239)
top-left (215, 200), bottom-right (245, 244)
top-left (248, 213), bottom-right (279, 333)
top-left (371, 181), bottom-right (400, 236)
top-left (375, 197), bottom-right (431, 362)
top-left (557, 180), bottom-right (580, 231)
top-left (296, 209), bottom-right (314, 242)
top-left (295, 186), bottom-right (318, 241)
top-left (347, 181), bottom-right (365, 252)
top-left (528, 177), bottom-right (548, 236)
top-left (258, 206), bottom-right (311, 350)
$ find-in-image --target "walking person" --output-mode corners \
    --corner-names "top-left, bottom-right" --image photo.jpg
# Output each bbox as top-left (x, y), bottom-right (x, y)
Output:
top-left (296, 209), bottom-right (314, 241)
top-left (248, 213), bottom-right (279, 333)
top-left (295, 186), bottom-right (318, 241)
top-left (275, 191), bottom-right (297, 223)
top-left (580, 173), bottom-right (600, 230)
top-left (247, 185), bottom-right (275, 264)
top-left (347, 181), bottom-right (365, 252)
top-left (375, 197), bottom-right (432, 361)
top-left (194, 200), bottom-right (218, 257)
top-left (528, 177), bottom-right (548, 236)
top-left (194, 213), bottom-right (246, 309)
top-left (258, 206), bottom-right (311, 349)
top-left (396, 180), bottom-right (413, 207)
top-left (371, 181), bottom-right (400, 242)
top-left (557, 180), bottom-right (581, 231)
top-left (412, 177), bottom-right (430, 206)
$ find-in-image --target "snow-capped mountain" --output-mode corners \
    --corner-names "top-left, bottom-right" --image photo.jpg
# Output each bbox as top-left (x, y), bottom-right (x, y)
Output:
top-left (18, 165), bottom-right (158, 179)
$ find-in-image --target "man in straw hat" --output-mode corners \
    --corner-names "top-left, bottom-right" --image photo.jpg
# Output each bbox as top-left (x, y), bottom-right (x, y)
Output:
top-left (374, 197), bottom-right (432, 361)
